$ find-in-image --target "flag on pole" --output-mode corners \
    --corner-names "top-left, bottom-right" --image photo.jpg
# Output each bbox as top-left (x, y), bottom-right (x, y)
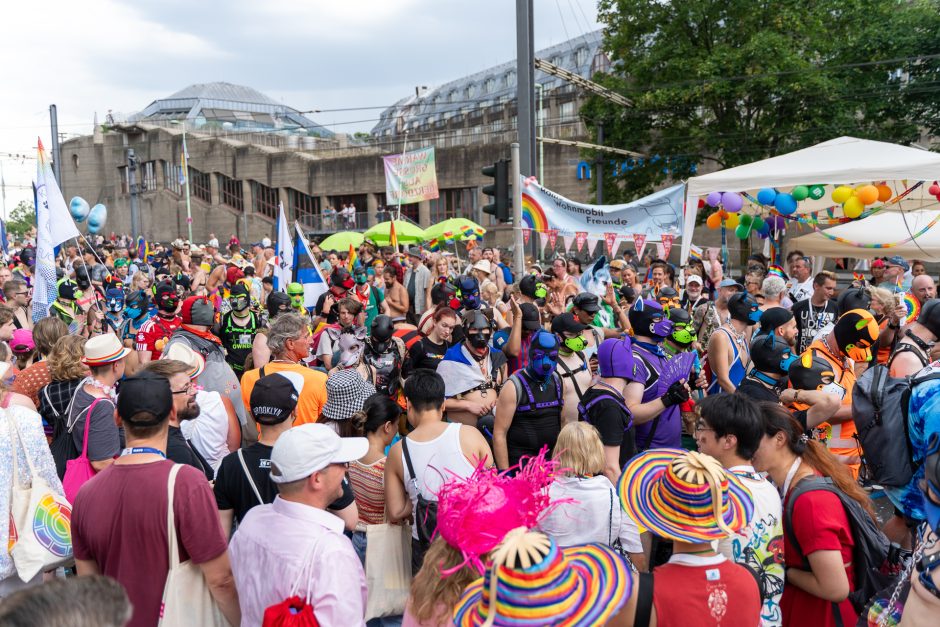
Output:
top-left (293, 222), bottom-right (327, 309)
top-left (273, 202), bottom-right (293, 291)
top-left (178, 146), bottom-right (188, 186)
top-left (34, 138), bottom-right (80, 322)
top-left (136, 235), bottom-right (149, 260)
top-left (0, 220), bottom-right (7, 256)
top-left (348, 244), bottom-right (358, 269)
top-left (389, 221), bottom-right (399, 252)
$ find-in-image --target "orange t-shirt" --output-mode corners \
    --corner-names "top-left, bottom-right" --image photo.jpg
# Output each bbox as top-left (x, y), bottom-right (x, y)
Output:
top-left (240, 362), bottom-right (327, 427)
top-left (806, 339), bottom-right (860, 474)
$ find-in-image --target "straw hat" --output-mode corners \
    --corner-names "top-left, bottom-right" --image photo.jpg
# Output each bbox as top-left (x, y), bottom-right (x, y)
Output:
top-left (160, 342), bottom-right (206, 379)
top-left (472, 259), bottom-right (493, 275)
top-left (81, 333), bottom-right (131, 366)
top-left (618, 448), bottom-right (754, 543)
top-left (453, 528), bottom-right (631, 627)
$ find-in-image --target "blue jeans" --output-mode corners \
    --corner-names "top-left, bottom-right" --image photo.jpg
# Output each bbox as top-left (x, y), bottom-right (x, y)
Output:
top-left (352, 531), bottom-right (404, 627)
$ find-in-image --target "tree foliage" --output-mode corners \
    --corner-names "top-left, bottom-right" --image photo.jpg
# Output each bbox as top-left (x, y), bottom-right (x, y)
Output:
top-left (583, 0), bottom-right (940, 203)
top-left (6, 200), bottom-right (35, 237)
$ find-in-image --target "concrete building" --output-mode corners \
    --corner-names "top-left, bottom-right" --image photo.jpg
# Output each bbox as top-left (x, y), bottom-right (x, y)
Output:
top-left (59, 33), bottom-right (608, 248)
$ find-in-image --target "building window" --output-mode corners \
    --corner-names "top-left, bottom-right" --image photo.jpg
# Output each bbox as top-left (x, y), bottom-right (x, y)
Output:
top-left (218, 173), bottom-right (243, 212)
top-left (140, 161), bottom-right (157, 191)
top-left (430, 188), bottom-right (475, 223)
top-left (118, 166), bottom-right (129, 194)
top-left (575, 47), bottom-right (588, 67)
top-left (449, 90), bottom-right (459, 103)
top-left (505, 71), bottom-right (516, 88)
top-left (484, 77), bottom-right (496, 94)
top-left (289, 188), bottom-right (320, 228)
top-left (251, 181), bottom-right (278, 220)
top-left (559, 101), bottom-right (577, 120)
top-left (466, 84), bottom-right (477, 99)
top-left (190, 168), bottom-right (211, 203)
top-left (162, 160), bottom-right (181, 195)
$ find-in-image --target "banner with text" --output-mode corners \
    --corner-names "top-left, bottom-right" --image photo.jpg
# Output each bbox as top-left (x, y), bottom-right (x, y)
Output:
top-left (521, 180), bottom-right (685, 239)
top-left (383, 147), bottom-right (440, 205)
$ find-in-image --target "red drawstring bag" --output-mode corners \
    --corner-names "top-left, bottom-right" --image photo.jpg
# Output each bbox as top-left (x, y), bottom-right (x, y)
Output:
top-left (262, 596), bottom-right (319, 627)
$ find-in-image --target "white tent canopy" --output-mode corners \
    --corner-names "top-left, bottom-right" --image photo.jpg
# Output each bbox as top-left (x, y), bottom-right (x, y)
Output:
top-left (681, 137), bottom-right (940, 262)
top-left (792, 209), bottom-right (940, 260)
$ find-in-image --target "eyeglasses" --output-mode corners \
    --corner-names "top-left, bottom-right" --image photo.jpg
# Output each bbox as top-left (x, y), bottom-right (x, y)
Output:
top-left (172, 383), bottom-right (198, 396)
top-left (694, 420), bottom-right (715, 433)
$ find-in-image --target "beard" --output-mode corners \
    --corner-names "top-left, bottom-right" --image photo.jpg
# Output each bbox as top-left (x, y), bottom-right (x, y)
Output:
top-left (178, 400), bottom-right (201, 422)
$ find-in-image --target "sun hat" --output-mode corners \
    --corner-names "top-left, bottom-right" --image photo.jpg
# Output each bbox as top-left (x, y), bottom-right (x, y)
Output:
top-left (472, 259), bottom-right (493, 275)
top-left (453, 528), bottom-right (631, 627)
top-left (619, 448), bottom-right (754, 543)
top-left (10, 329), bottom-right (35, 354)
top-left (159, 342), bottom-right (206, 379)
top-left (82, 333), bottom-right (131, 366)
top-left (269, 423), bottom-right (368, 483)
top-left (320, 369), bottom-right (377, 422)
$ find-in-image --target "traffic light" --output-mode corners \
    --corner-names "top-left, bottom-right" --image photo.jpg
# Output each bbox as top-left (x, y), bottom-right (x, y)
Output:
top-left (482, 159), bottom-right (511, 223)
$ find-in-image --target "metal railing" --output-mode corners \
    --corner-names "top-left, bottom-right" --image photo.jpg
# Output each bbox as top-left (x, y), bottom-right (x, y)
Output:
top-left (297, 211), bottom-right (371, 233)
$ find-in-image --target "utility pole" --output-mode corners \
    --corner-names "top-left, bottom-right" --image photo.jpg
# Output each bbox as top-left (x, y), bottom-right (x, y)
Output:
top-left (515, 0), bottom-right (535, 177)
top-left (127, 148), bottom-right (140, 239)
top-left (181, 127), bottom-right (194, 242)
top-left (49, 105), bottom-right (61, 184)
top-left (511, 143), bottom-right (524, 277)
top-left (595, 122), bottom-right (604, 204)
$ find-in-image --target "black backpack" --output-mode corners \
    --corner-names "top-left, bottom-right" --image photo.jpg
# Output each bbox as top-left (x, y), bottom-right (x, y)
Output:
top-left (784, 476), bottom-right (891, 615)
top-left (401, 437), bottom-right (437, 546)
top-left (852, 363), bottom-right (940, 487)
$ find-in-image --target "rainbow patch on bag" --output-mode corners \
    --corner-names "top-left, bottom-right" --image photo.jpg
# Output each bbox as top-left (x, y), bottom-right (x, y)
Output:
top-left (32, 495), bottom-right (72, 557)
top-left (8, 515), bottom-right (17, 552)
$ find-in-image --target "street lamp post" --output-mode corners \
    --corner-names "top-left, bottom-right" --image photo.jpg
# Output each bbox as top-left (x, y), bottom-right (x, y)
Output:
top-left (172, 120), bottom-right (194, 242)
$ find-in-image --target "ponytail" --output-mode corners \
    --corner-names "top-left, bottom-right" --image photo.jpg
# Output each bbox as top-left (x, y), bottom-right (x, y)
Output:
top-left (758, 402), bottom-right (876, 521)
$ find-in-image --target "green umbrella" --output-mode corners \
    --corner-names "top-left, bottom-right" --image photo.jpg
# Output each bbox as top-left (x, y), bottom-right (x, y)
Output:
top-left (423, 218), bottom-right (486, 242)
top-left (364, 220), bottom-right (427, 245)
top-left (318, 231), bottom-right (364, 251)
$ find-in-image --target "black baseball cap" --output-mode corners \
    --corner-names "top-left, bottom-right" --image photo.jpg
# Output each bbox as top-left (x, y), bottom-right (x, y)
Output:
top-left (250, 372), bottom-right (303, 425)
top-left (551, 312), bottom-right (589, 335)
top-left (758, 307), bottom-right (794, 335)
top-left (519, 274), bottom-right (540, 299)
top-left (118, 371), bottom-right (173, 426)
top-left (572, 292), bottom-right (601, 314)
top-left (520, 302), bottom-right (542, 331)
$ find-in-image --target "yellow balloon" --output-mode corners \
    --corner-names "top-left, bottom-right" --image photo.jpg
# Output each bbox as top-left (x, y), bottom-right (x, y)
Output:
top-left (724, 213), bottom-right (740, 229)
top-left (832, 185), bottom-right (854, 204)
top-left (843, 196), bottom-right (864, 218)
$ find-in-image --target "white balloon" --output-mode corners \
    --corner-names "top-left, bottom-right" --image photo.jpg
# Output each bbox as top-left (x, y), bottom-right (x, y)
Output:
top-left (69, 197), bottom-right (90, 222)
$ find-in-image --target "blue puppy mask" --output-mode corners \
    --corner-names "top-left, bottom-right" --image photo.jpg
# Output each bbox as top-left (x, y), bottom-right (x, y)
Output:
top-left (526, 330), bottom-right (559, 381)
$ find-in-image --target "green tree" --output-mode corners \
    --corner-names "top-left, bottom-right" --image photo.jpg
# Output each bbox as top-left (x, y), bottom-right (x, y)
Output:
top-left (6, 200), bottom-right (35, 237)
top-left (583, 0), bottom-right (940, 203)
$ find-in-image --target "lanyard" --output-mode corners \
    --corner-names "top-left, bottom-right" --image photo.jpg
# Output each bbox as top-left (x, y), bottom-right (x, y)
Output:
top-left (781, 457), bottom-right (802, 497)
top-left (120, 447), bottom-right (166, 458)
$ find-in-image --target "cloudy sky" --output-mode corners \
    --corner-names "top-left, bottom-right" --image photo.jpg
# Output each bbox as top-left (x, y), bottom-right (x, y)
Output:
top-left (0, 0), bottom-right (602, 215)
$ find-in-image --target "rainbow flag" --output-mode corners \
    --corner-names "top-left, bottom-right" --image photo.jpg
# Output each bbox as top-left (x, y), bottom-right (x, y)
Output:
top-left (461, 225), bottom-right (475, 240)
top-left (137, 235), bottom-right (149, 260)
top-left (389, 221), bottom-right (399, 251)
top-left (428, 238), bottom-right (440, 252)
top-left (689, 244), bottom-right (703, 261)
top-left (443, 231), bottom-right (454, 244)
top-left (348, 244), bottom-right (358, 269)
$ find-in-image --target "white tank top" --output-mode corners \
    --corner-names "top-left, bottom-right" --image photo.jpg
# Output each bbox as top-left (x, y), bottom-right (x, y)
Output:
top-left (401, 422), bottom-right (476, 540)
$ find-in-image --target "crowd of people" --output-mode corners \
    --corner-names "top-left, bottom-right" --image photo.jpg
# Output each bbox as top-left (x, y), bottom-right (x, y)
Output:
top-left (0, 232), bottom-right (938, 627)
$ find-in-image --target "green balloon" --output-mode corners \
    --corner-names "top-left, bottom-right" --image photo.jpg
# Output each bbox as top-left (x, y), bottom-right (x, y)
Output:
top-left (791, 185), bottom-right (809, 201)
top-left (735, 224), bottom-right (751, 239)
top-left (739, 214), bottom-right (753, 227)
top-left (808, 185), bottom-right (826, 200)
top-left (753, 216), bottom-right (766, 230)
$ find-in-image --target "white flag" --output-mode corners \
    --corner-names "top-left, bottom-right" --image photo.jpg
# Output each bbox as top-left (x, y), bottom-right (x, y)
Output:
top-left (293, 222), bottom-right (327, 309)
top-left (34, 139), bottom-right (80, 322)
top-left (273, 202), bottom-right (293, 291)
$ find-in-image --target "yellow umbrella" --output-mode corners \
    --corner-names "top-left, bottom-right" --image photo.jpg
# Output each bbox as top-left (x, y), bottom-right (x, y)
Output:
top-left (318, 231), bottom-right (364, 251)
top-left (364, 220), bottom-right (426, 245)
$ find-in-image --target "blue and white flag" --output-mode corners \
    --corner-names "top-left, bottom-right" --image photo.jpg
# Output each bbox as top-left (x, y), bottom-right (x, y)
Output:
top-left (0, 219), bottom-right (8, 256)
top-left (273, 202), bottom-right (293, 291)
top-left (292, 222), bottom-right (326, 309)
top-left (34, 138), bottom-right (80, 322)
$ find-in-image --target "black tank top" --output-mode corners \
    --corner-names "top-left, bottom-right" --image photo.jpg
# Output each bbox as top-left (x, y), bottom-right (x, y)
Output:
top-left (506, 370), bottom-right (563, 468)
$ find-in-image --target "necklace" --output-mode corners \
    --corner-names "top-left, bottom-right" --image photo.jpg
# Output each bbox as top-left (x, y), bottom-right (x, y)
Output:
top-left (87, 378), bottom-right (117, 400)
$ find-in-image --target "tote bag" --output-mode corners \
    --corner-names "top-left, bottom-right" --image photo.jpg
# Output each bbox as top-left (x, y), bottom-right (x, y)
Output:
top-left (62, 398), bottom-right (107, 503)
top-left (364, 523), bottom-right (412, 620)
top-left (158, 464), bottom-right (227, 627)
top-left (7, 412), bottom-right (74, 581)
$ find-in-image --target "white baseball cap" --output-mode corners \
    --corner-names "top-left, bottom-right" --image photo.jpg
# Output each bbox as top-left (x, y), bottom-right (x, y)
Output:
top-left (685, 274), bottom-right (703, 285)
top-left (269, 424), bottom-right (368, 484)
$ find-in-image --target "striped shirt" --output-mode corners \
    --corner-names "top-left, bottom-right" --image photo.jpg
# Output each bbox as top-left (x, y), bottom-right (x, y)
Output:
top-left (348, 457), bottom-right (386, 526)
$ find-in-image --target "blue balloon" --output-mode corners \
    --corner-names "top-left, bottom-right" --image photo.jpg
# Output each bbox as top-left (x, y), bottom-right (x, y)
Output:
top-left (757, 220), bottom-right (771, 235)
top-left (87, 203), bottom-right (107, 234)
top-left (756, 188), bottom-right (777, 206)
top-left (69, 197), bottom-right (90, 223)
top-left (774, 193), bottom-right (798, 216)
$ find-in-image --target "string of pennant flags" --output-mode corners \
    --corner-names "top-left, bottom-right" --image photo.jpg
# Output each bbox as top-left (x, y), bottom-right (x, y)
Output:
top-left (518, 227), bottom-right (676, 260)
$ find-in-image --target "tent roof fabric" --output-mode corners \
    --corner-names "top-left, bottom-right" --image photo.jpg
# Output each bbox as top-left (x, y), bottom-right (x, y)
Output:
top-left (681, 137), bottom-right (940, 262)
top-left (792, 209), bottom-right (940, 260)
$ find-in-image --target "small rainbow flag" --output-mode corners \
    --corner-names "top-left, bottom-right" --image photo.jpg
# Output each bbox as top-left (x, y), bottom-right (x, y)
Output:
top-left (348, 244), bottom-right (358, 269)
top-left (689, 245), bottom-right (703, 261)
top-left (389, 221), bottom-right (399, 251)
top-left (443, 231), bottom-right (455, 244)
top-left (428, 238), bottom-right (441, 252)
top-left (767, 264), bottom-right (787, 279)
top-left (853, 272), bottom-right (865, 283)
top-left (461, 225), bottom-right (475, 240)
top-left (474, 226), bottom-right (485, 237)
top-left (137, 235), bottom-right (149, 260)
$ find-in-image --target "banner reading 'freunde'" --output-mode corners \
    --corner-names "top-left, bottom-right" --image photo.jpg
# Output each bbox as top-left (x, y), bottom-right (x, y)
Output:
top-left (520, 180), bottom-right (685, 238)
top-left (383, 147), bottom-right (440, 205)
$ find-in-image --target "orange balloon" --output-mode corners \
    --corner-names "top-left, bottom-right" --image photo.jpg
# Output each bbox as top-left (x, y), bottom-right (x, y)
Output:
top-left (706, 213), bottom-right (722, 229)
top-left (718, 210), bottom-right (729, 219)
top-left (876, 184), bottom-right (892, 202)
top-left (855, 184), bottom-right (879, 205)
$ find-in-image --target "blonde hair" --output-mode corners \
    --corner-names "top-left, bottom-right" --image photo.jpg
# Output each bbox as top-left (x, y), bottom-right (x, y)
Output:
top-left (409, 537), bottom-right (486, 624)
top-left (552, 422), bottom-right (605, 476)
top-left (48, 335), bottom-right (89, 381)
top-left (870, 286), bottom-right (896, 313)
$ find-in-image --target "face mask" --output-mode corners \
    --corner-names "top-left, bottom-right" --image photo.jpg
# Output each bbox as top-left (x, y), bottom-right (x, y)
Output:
top-left (354, 273), bottom-right (367, 285)
top-left (467, 332), bottom-right (490, 350)
top-left (651, 315), bottom-right (674, 340)
top-left (670, 323), bottom-right (696, 347)
top-left (290, 295), bottom-right (304, 308)
top-left (462, 292), bottom-right (481, 310)
top-left (820, 381), bottom-right (846, 400)
top-left (779, 352), bottom-right (797, 373)
top-left (125, 306), bottom-right (142, 319)
top-left (748, 308), bottom-right (762, 324)
top-left (528, 350), bottom-right (558, 379)
top-left (534, 283), bottom-right (548, 299)
top-left (844, 343), bottom-right (871, 363)
top-left (562, 335), bottom-right (586, 353)
top-left (231, 296), bottom-right (250, 312)
top-left (159, 295), bottom-right (179, 312)
top-left (107, 298), bottom-right (124, 314)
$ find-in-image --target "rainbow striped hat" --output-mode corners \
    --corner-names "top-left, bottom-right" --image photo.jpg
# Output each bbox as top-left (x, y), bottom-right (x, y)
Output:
top-left (453, 529), bottom-right (631, 627)
top-left (81, 333), bottom-right (132, 366)
top-left (618, 449), bottom-right (754, 543)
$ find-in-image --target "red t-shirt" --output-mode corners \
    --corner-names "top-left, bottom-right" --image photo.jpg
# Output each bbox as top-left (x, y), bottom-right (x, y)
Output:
top-left (781, 487), bottom-right (856, 627)
top-left (72, 461), bottom-right (228, 627)
top-left (135, 315), bottom-right (181, 360)
top-left (653, 554), bottom-right (762, 627)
